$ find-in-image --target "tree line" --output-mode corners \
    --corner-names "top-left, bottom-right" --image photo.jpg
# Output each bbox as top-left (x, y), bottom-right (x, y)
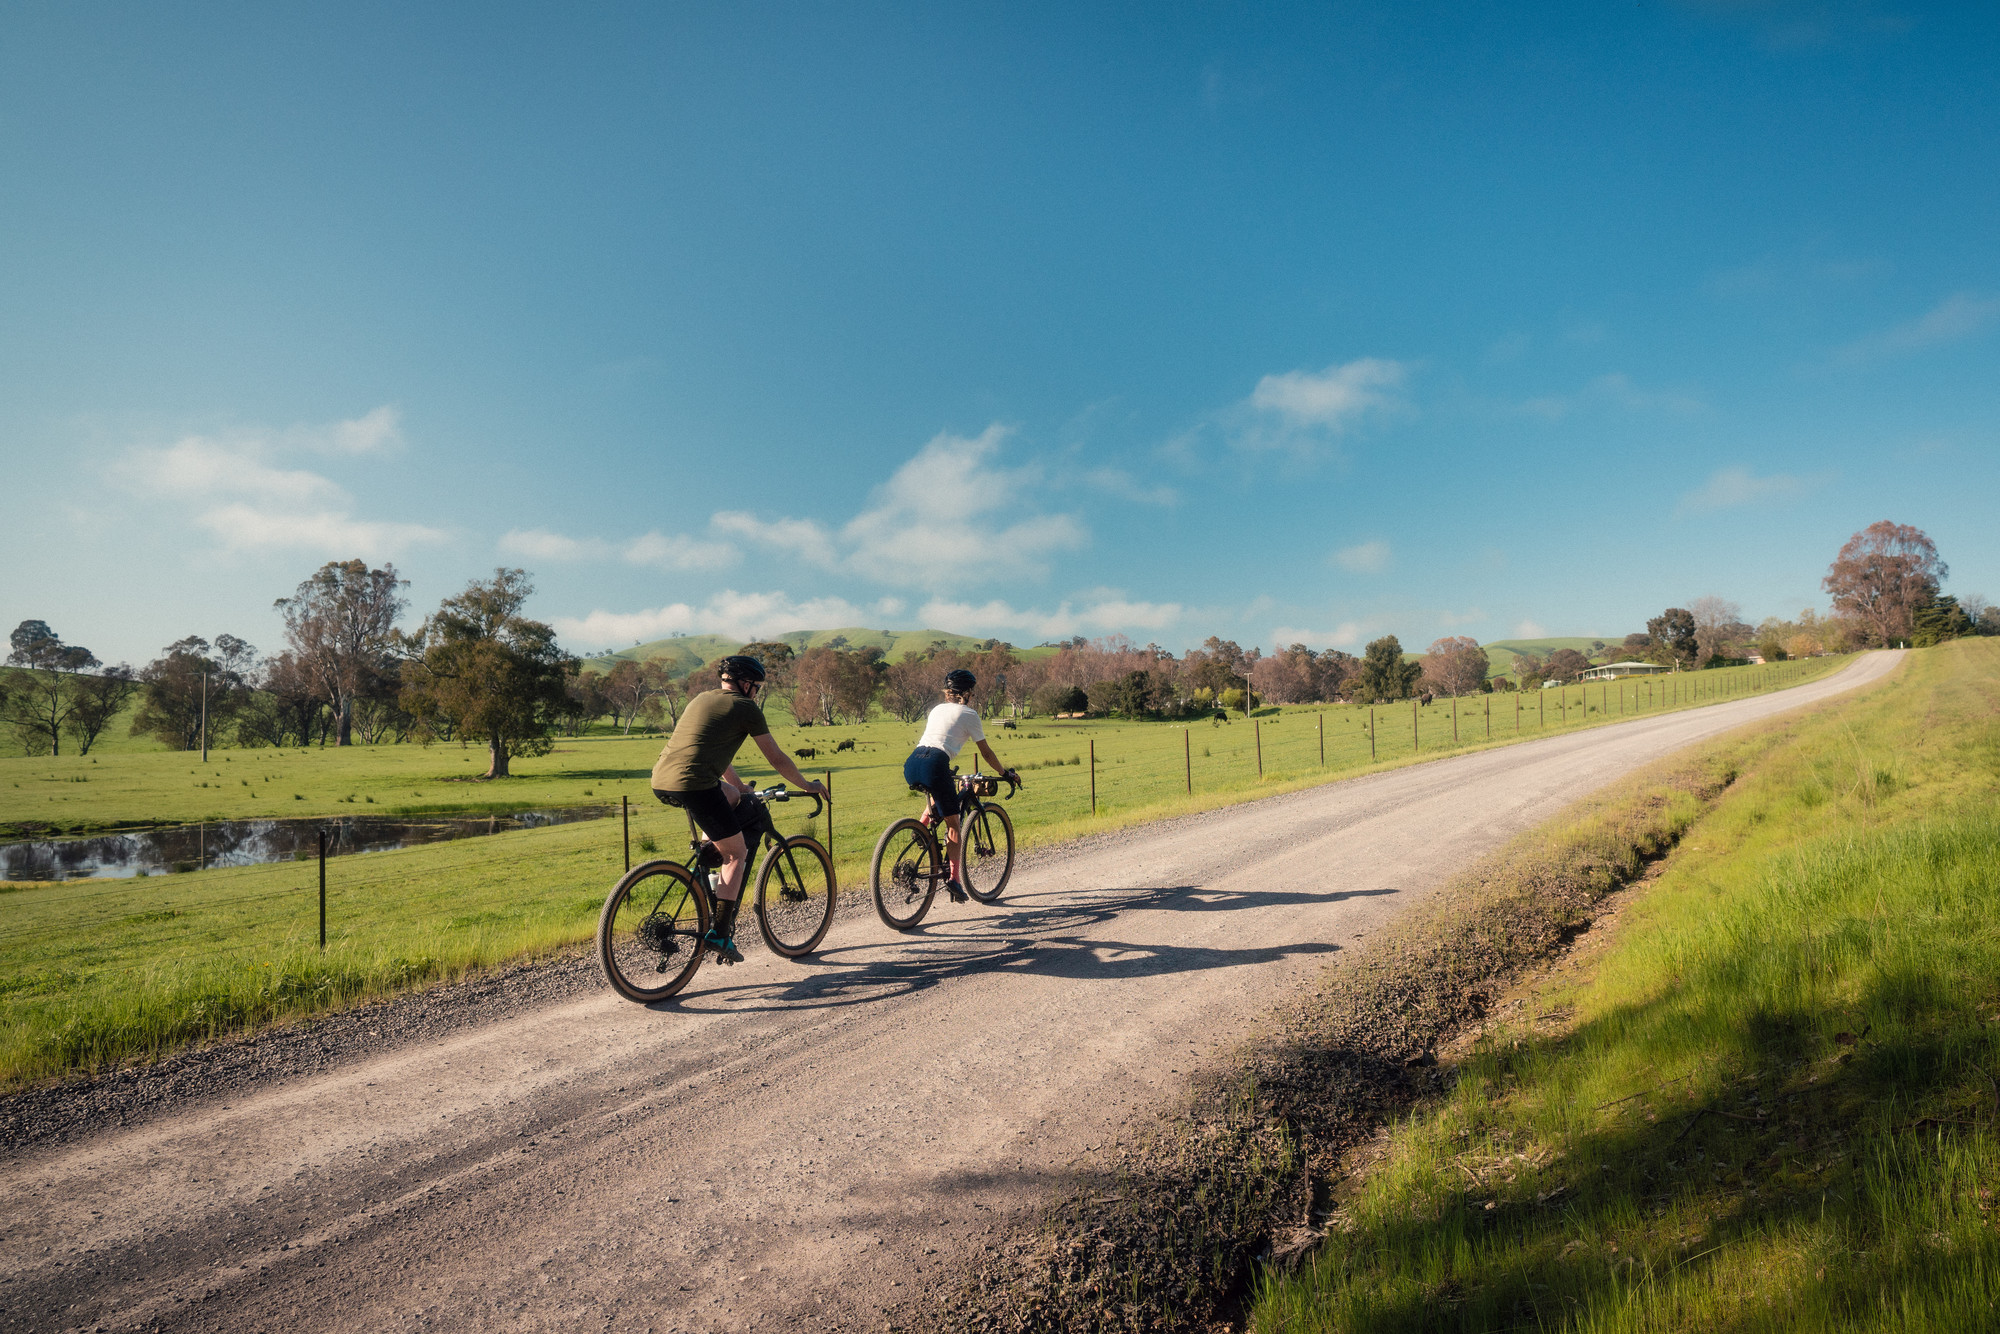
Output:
top-left (5, 519), bottom-right (1990, 761)
top-left (3, 563), bottom-right (573, 777)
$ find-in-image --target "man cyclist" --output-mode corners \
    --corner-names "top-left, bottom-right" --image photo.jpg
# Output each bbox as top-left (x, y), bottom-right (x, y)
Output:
top-left (651, 655), bottom-right (828, 963)
top-left (901, 668), bottom-right (1018, 902)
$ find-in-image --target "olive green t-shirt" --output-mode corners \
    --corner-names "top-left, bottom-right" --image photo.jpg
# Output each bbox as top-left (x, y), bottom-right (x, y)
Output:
top-left (651, 689), bottom-right (770, 792)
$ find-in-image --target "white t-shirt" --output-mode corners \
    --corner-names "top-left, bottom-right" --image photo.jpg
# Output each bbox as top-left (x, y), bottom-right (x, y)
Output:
top-left (916, 702), bottom-right (986, 759)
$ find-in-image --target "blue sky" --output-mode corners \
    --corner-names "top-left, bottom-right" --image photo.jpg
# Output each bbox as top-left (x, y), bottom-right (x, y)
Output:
top-left (5, 1), bottom-right (1997, 666)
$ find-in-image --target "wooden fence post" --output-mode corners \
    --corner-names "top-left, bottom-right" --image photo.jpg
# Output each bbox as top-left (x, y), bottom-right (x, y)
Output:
top-left (317, 828), bottom-right (327, 951)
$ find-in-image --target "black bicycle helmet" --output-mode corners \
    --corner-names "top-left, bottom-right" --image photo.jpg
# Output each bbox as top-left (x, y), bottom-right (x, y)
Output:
top-left (943, 668), bottom-right (977, 693)
top-left (719, 654), bottom-right (767, 684)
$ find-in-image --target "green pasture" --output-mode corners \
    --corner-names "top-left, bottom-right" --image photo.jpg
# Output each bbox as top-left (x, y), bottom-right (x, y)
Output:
top-left (1250, 638), bottom-right (2000, 1332)
top-left (0, 654), bottom-right (1843, 1090)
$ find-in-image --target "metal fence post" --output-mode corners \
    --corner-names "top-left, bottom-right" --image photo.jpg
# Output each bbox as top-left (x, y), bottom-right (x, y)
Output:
top-left (1184, 728), bottom-right (1191, 794)
top-left (1317, 712), bottom-right (1324, 766)
top-left (622, 794), bottom-right (630, 872)
top-left (1089, 739), bottom-right (1096, 815)
top-left (1254, 720), bottom-right (1262, 777)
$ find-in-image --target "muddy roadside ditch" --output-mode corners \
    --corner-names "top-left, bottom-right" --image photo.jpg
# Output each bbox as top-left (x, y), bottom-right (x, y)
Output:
top-left (911, 747), bottom-right (1743, 1334)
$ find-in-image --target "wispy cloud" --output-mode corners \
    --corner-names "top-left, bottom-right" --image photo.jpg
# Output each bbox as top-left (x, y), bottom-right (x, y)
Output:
top-left (1268, 622), bottom-right (1371, 651)
top-left (1514, 373), bottom-right (1703, 422)
top-left (1084, 467), bottom-right (1177, 507)
top-left (1235, 358), bottom-right (1409, 454)
top-left (114, 408), bottom-right (444, 559)
top-left (553, 590), bottom-right (909, 649)
top-left (551, 587), bottom-right (1175, 650)
top-left (1835, 292), bottom-right (2000, 365)
top-left (1675, 465), bottom-right (1823, 516)
top-left (1512, 619), bottom-right (1547, 639)
top-left (500, 527), bottom-right (739, 571)
top-left (915, 594), bottom-right (1182, 641)
top-left (721, 426), bottom-right (1087, 593)
top-left (1332, 540), bottom-right (1390, 574)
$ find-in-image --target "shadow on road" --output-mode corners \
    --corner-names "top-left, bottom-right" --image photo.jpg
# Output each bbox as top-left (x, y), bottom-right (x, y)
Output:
top-left (656, 879), bottom-right (1390, 1014)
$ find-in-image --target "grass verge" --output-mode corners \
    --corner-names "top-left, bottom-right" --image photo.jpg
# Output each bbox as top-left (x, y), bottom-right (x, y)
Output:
top-left (935, 697), bottom-right (1773, 1332)
top-left (1247, 637), bottom-right (2000, 1331)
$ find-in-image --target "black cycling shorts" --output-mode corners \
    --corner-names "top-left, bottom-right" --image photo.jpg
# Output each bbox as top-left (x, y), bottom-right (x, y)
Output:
top-left (654, 786), bottom-right (743, 843)
top-left (903, 745), bottom-right (961, 818)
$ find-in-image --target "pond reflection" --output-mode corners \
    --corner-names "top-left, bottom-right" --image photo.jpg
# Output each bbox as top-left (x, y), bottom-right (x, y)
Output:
top-left (0, 807), bottom-right (613, 881)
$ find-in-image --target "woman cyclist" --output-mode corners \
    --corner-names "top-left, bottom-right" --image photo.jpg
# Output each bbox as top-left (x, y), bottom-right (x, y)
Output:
top-left (901, 668), bottom-right (1018, 902)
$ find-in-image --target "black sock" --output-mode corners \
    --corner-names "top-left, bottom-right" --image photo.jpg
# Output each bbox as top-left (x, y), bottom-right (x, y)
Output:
top-left (712, 897), bottom-right (740, 938)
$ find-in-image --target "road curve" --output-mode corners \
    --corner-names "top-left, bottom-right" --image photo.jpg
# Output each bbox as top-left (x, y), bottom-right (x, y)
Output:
top-left (0, 653), bottom-right (1902, 1334)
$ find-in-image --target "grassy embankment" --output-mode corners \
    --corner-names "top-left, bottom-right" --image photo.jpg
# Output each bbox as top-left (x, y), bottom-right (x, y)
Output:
top-left (1249, 636), bottom-right (2000, 1332)
top-left (0, 655), bottom-right (1841, 1092)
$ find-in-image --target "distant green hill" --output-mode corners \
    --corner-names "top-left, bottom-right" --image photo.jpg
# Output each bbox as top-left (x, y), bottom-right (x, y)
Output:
top-left (584, 626), bottom-right (1005, 676)
top-left (1481, 636), bottom-right (1614, 678)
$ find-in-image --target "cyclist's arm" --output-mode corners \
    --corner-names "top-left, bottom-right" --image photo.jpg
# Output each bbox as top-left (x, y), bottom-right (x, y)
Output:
top-left (720, 764), bottom-right (748, 799)
top-left (974, 739), bottom-right (1013, 777)
top-left (749, 733), bottom-right (829, 797)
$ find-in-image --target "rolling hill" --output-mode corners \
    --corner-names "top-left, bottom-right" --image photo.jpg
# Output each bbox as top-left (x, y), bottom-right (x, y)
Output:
top-left (1480, 636), bottom-right (1615, 678)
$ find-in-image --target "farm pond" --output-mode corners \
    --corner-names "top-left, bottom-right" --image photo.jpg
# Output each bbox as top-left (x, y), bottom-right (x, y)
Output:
top-left (0, 807), bottom-right (613, 882)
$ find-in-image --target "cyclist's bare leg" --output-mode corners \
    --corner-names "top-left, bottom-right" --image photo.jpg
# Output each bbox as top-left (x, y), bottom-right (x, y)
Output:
top-left (942, 813), bottom-right (964, 882)
top-left (711, 832), bottom-right (749, 900)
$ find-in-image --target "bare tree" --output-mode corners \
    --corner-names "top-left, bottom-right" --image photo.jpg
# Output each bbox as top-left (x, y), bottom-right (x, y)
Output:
top-left (1823, 521), bottom-right (1946, 647)
top-left (276, 560), bottom-right (408, 745)
top-left (1688, 596), bottom-right (1744, 665)
top-left (1421, 636), bottom-right (1490, 697)
top-left (5, 621), bottom-right (101, 756)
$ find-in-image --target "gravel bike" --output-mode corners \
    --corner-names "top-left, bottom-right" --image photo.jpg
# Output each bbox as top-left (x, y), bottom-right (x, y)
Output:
top-left (869, 771), bottom-right (1019, 931)
top-left (597, 785), bottom-right (833, 1003)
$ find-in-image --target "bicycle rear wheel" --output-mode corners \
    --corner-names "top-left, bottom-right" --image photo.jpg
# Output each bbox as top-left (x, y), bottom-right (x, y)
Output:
top-left (961, 803), bottom-right (1015, 904)
top-left (870, 818), bottom-right (942, 930)
top-left (598, 860), bottom-right (709, 1003)
top-left (755, 835), bottom-right (836, 958)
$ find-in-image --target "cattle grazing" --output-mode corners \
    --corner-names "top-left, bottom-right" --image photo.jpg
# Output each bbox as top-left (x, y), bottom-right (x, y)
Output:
top-left (1001, 719), bottom-right (1017, 730)
top-left (793, 747), bottom-right (818, 760)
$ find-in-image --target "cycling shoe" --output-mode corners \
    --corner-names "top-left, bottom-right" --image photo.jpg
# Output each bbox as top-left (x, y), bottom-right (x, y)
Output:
top-left (702, 929), bottom-right (744, 965)
top-left (943, 879), bottom-right (968, 904)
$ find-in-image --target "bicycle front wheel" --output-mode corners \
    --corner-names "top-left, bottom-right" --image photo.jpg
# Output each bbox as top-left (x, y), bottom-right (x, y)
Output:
top-left (962, 803), bottom-right (1016, 904)
top-left (870, 818), bottom-right (942, 931)
top-left (598, 860), bottom-right (709, 1003)
top-left (755, 835), bottom-right (836, 958)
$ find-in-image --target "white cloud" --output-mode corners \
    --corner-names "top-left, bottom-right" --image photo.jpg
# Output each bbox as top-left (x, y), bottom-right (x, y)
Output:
top-left (1675, 466), bottom-right (1819, 516)
top-left (316, 406), bottom-right (402, 455)
top-left (914, 595), bottom-right (1183, 642)
top-left (721, 426), bottom-right (1087, 593)
top-left (1836, 292), bottom-right (2000, 365)
top-left (124, 437), bottom-right (344, 506)
top-left (1513, 619), bottom-right (1547, 639)
top-left (1269, 622), bottom-right (1370, 651)
top-left (553, 590), bottom-right (908, 649)
top-left (1332, 540), bottom-right (1390, 573)
top-left (499, 528), bottom-right (612, 561)
top-left (1084, 467), bottom-right (1178, 507)
top-left (196, 504), bottom-right (444, 559)
top-left (621, 531), bottom-right (739, 571)
top-left (114, 411), bottom-right (442, 559)
top-left (1514, 373), bottom-right (1702, 422)
top-left (1246, 358), bottom-right (1407, 436)
top-left (710, 511), bottom-right (838, 567)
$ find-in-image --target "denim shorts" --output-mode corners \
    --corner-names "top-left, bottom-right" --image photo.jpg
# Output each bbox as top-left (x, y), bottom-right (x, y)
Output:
top-left (902, 746), bottom-right (961, 818)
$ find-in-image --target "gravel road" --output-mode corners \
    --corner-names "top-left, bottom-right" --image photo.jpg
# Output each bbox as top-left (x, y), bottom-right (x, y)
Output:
top-left (0, 653), bottom-right (1901, 1334)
